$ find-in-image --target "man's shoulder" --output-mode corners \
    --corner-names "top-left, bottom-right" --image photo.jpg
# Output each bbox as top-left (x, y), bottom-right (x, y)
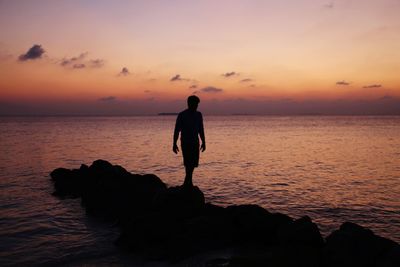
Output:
top-left (178, 109), bottom-right (188, 116)
top-left (178, 109), bottom-right (202, 118)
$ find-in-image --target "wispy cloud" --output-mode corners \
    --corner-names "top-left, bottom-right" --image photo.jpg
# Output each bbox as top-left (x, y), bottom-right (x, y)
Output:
top-left (363, 84), bottom-right (382, 88)
top-left (170, 74), bottom-right (183, 81)
top-left (99, 96), bottom-right (116, 101)
top-left (240, 78), bottom-right (253, 83)
top-left (170, 74), bottom-right (191, 82)
top-left (60, 52), bottom-right (104, 69)
top-left (73, 63), bottom-right (85, 69)
top-left (336, 80), bottom-right (350, 86)
top-left (60, 52), bottom-right (88, 66)
top-left (222, 71), bottom-right (238, 78)
top-left (200, 86), bottom-right (223, 93)
top-left (189, 85), bottom-right (198, 89)
top-left (18, 44), bottom-right (45, 61)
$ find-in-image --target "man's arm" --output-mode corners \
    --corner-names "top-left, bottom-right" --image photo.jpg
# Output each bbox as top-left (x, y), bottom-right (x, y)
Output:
top-left (173, 114), bottom-right (181, 154)
top-left (199, 113), bottom-right (206, 152)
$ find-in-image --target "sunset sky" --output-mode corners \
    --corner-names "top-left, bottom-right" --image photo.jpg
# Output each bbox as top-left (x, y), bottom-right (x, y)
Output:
top-left (1, 0), bottom-right (399, 115)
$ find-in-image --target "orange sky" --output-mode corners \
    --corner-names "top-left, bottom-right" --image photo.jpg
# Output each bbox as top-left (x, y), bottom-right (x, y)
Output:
top-left (0, 0), bottom-right (399, 114)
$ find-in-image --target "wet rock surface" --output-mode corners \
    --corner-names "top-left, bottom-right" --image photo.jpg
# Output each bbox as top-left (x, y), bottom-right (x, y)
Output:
top-left (51, 160), bottom-right (400, 266)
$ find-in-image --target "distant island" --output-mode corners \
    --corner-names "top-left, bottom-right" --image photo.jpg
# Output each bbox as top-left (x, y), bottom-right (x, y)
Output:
top-left (158, 112), bottom-right (179, 116)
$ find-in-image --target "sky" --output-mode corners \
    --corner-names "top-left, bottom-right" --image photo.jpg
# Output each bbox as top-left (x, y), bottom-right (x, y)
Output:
top-left (0, 0), bottom-right (400, 115)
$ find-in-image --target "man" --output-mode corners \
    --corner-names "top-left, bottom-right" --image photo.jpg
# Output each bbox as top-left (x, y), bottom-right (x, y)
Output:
top-left (173, 95), bottom-right (206, 187)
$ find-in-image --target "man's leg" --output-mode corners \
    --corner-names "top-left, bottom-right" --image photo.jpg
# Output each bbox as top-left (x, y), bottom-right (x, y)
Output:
top-left (184, 165), bottom-right (194, 187)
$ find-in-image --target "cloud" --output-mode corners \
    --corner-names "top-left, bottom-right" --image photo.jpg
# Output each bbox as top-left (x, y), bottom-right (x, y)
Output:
top-left (18, 44), bottom-right (45, 61)
top-left (170, 74), bottom-right (192, 82)
top-left (200, 86), bottom-right (223, 93)
top-left (99, 96), bottom-right (116, 101)
top-left (189, 85), bottom-right (198, 89)
top-left (170, 74), bottom-right (182, 81)
top-left (119, 67), bottom-right (130, 76)
top-left (240, 78), bottom-right (253, 83)
top-left (336, 80), bottom-right (350, 86)
top-left (60, 52), bottom-right (88, 66)
top-left (363, 84), bottom-right (382, 89)
top-left (222, 71), bottom-right (238, 78)
top-left (60, 52), bottom-right (104, 69)
top-left (73, 63), bottom-right (85, 69)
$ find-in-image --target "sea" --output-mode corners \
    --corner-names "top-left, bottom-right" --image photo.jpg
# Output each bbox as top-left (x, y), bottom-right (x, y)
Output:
top-left (1, 115), bottom-right (399, 266)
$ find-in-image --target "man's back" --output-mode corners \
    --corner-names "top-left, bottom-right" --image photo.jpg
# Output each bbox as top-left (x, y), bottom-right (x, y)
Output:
top-left (175, 109), bottom-right (204, 144)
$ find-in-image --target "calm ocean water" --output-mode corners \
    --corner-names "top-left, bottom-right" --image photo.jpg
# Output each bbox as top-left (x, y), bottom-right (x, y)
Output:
top-left (1, 115), bottom-right (399, 266)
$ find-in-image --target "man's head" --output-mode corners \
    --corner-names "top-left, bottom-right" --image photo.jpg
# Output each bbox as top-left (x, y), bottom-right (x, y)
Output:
top-left (187, 95), bottom-right (200, 111)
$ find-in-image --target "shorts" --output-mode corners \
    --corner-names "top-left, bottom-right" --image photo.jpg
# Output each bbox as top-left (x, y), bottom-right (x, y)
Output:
top-left (181, 142), bottom-right (200, 168)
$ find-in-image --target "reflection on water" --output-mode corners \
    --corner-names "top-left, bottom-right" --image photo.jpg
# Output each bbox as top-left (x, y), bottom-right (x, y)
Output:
top-left (0, 116), bottom-right (399, 265)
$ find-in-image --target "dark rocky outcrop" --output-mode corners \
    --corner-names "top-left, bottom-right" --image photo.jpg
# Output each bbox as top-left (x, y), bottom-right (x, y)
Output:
top-left (51, 159), bottom-right (167, 220)
top-left (323, 222), bottom-right (400, 267)
top-left (50, 160), bottom-right (400, 266)
top-left (278, 216), bottom-right (324, 247)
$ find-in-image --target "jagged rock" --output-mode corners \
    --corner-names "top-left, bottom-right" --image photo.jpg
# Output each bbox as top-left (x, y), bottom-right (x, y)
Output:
top-left (323, 222), bottom-right (400, 267)
top-left (116, 211), bottom-right (180, 257)
top-left (225, 204), bottom-right (292, 244)
top-left (50, 161), bottom-right (400, 264)
top-left (51, 159), bottom-right (166, 220)
top-left (228, 245), bottom-right (321, 267)
top-left (50, 166), bottom-right (88, 197)
top-left (278, 216), bottom-right (324, 247)
top-left (378, 245), bottom-right (400, 267)
top-left (117, 186), bottom-right (209, 259)
top-left (153, 185), bottom-right (205, 215)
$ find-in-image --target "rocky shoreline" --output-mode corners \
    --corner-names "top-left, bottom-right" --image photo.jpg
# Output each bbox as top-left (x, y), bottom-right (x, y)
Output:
top-left (50, 159), bottom-right (400, 266)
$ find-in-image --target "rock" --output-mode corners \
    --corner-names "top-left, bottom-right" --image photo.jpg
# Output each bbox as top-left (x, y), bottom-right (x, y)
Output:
top-left (50, 161), bottom-right (400, 264)
top-left (278, 216), bottom-right (324, 248)
top-left (51, 159), bottom-right (166, 220)
top-left (153, 185), bottom-right (205, 216)
top-left (116, 211), bottom-right (180, 257)
top-left (116, 185), bottom-right (208, 258)
top-left (82, 163), bottom-right (166, 220)
top-left (50, 167), bottom-right (84, 197)
top-left (323, 222), bottom-right (400, 267)
top-left (225, 204), bottom-right (292, 244)
top-left (378, 245), bottom-right (400, 267)
top-left (204, 203), bottom-right (226, 216)
top-left (229, 245), bottom-right (321, 267)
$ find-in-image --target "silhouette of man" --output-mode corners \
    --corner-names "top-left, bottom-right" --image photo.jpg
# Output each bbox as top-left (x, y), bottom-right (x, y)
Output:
top-left (173, 95), bottom-right (206, 187)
